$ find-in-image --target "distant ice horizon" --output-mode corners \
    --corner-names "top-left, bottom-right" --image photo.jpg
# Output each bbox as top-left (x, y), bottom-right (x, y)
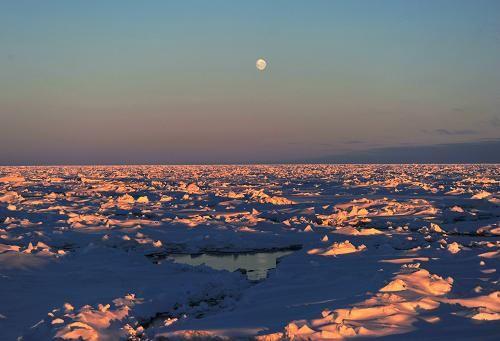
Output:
top-left (1, 139), bottom-right (498, 166)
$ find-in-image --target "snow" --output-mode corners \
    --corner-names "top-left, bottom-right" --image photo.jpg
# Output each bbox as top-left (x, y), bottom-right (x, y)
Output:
top-left (0, 164), bottom-right (498, 340)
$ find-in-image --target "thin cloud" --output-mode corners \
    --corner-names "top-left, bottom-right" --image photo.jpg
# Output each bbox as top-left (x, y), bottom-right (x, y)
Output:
top-left (343, 140), bottom-right (365, 145)
top-left (489, 116), bottom-right (500, 127)
top-left (302, 139), bottom-right (500, 164)
top-left (434, 129), bottom-right (478, 136)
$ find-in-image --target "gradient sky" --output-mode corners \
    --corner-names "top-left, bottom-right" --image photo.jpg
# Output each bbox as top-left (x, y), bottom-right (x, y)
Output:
top-left (1, 0), bottom-right (499, 164)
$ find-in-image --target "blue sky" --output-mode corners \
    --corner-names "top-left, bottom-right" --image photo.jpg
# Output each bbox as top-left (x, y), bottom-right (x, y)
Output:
top-left (1, 0), bottom-right (499, 164)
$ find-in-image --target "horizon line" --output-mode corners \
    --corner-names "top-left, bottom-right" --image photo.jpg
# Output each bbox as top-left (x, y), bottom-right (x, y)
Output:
top-left (1, 162), bottom-right (499, 167)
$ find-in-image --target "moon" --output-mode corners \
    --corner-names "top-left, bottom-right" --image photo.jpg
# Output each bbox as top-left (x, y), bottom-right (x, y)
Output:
top-left (256, 58), bottom-right (267, 71)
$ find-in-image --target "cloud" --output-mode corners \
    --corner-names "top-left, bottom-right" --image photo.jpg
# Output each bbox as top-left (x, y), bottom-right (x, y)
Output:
top-left (434, 129), bottom-right (478, 136)
top-left (489, 116), bottom-right (500, 127)
top-left (420, 128), bottom-right (479, 136)
top-left (301, 139), bottom-right (500, 164)
top-left (343, 140), bottom-right (365, 145)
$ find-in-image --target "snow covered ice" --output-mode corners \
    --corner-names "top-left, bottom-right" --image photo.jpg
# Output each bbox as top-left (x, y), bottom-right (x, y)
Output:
top-left (0, 164), bottom-right (499, 340)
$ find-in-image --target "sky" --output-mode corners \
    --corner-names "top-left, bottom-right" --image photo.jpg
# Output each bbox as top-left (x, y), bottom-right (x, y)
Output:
top-left (1, 0), bottom-right (499, 164)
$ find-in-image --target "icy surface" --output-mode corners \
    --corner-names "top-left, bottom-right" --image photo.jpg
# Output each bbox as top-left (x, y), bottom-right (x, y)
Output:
top-left (0, 164), bottom-right (498, 340)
